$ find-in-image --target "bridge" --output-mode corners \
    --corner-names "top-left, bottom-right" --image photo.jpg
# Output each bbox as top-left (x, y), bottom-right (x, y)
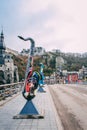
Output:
top-left (0, 83), bottom-right (59, 130)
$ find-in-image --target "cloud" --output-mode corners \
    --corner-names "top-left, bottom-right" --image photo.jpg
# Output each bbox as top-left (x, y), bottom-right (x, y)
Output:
top-left (1, 0), bottom-right (87, 53)
top-left (19, 0), bottom-right (51, 16)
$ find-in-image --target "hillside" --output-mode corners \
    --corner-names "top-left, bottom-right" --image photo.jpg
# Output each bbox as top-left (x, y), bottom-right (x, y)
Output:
top-left (13, 55), bottom-right (27, 81)
top-left (12, 52), bottom-right (87, 81)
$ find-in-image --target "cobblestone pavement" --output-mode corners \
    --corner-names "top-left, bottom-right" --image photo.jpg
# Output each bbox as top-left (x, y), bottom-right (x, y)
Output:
top-left (0, 85), bottom-right (59, 130)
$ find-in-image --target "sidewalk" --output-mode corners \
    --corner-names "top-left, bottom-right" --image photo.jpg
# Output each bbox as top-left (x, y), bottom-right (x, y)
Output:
top-left (0, 85), bottom-right (59, 130)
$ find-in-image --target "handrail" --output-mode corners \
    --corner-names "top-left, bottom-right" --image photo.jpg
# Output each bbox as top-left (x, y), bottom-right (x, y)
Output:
top-left (0, 82), bottom-right (24, 101)
top-left (0, 82), bottom-right (23, 88)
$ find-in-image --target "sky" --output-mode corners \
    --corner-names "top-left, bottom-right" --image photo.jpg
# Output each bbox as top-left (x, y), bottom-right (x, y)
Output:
top-left (0, 0), bottom-right (87, 53)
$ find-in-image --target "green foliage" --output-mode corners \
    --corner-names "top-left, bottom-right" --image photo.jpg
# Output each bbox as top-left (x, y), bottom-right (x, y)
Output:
top-left (49, 57), bottom-right (56, 69)
top-left (13, 55), bottom-right (27, 81)
top-left (62, 54), bottom-right (87, 71)
top-left (12, 52), bottom-right (87, 80)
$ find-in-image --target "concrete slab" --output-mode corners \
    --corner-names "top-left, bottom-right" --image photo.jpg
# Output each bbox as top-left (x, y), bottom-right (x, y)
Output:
top-left (0, 85), bottom-right (58, 130)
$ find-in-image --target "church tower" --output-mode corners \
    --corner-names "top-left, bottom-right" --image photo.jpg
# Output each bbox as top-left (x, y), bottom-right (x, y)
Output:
top-left (0, 30), bottom-right (6, 64)
top-left (0, 30), bottom-right (19, 84)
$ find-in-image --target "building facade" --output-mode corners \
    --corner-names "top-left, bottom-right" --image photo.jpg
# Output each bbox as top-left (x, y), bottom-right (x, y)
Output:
top-left (20, 47), bottom-right (45, 56)
top-left (0, 30), bottom-right (19, 84)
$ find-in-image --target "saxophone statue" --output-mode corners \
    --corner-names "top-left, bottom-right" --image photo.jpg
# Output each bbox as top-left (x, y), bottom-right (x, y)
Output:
top-left (18, 36), bottom-right (40, 100)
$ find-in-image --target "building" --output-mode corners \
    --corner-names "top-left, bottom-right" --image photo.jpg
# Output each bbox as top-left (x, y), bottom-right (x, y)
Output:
top-left (20, 49), bottom-right (29, 56)
top-left (20, 47), bottom-right (45, 56)
top-left (0, 30), bottom-right (19, 84)
top-left (56, 56), bottom-right (65, 70)
top-left (67, 72), bottom-right (78, 83)
top-left (6, 47), bottom-right (19, 56)
top-left (34, 47), bottom-right (45, 56)
top-left (79, 66), bottom-right (87, 80)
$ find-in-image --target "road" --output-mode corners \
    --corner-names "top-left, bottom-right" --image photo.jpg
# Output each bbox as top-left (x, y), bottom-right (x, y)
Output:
top-left (49, 84), bottom-right (87, 130)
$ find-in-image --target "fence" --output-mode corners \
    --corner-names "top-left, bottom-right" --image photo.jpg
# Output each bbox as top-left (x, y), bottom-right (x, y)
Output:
top-left (0, 82), bottom-right (24, 101)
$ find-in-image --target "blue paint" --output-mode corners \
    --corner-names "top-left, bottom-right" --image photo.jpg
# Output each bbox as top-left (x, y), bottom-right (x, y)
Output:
top-left (39, 63), bottom-right (45, 86)
top-left (20, 101), bottom-right (39, 115)
top-left (38, 87), bottom-right (46, 92)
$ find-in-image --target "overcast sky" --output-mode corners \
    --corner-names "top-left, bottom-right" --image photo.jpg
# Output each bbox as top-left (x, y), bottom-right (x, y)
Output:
top-left (0, 0), bottom-right (87, 53)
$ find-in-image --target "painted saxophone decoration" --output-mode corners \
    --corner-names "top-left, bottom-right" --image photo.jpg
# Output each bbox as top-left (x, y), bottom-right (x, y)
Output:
top-left (18, 36), bottom-right (39, 100)
top-left (39, 63), bottom-right (45, 86)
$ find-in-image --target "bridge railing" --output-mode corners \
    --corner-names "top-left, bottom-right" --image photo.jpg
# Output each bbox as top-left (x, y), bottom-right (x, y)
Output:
top-left (0, 82), bottom-right (24, 101)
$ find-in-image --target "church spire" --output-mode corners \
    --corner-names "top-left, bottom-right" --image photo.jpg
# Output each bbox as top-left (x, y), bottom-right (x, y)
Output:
top-left (0, 29), bottom-right (6, 50)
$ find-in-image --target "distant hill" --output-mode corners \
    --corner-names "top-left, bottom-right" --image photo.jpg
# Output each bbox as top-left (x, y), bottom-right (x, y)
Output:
top-left (12, 51), bottom-right (87, 81)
